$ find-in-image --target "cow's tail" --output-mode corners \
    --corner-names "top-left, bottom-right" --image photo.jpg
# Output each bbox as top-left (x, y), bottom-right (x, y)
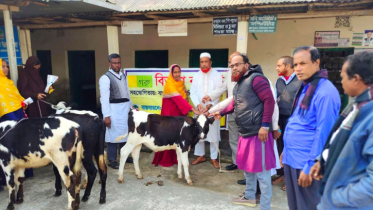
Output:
top-left (98, 119), bottom-right (106, 174)
top-left (115, 133), bottom-right (128, 142)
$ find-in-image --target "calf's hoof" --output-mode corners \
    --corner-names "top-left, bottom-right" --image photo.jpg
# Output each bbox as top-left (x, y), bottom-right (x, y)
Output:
top-left (6, 204), bottom-right (15, 210)
top-left (82, 195), bottom-right (89, 202)
top-left (15, 197), bottom-right (24, 204)
top-left (54, 190), bottom-right (62, 197)
top-left (187, 181), bottom-right (194, 186)
top-left (99, 197), bottom-right (106, 204)
top-left (178, 175), bottom-right (183, 180)
top-left (136, 174), bottom-right (143, 179)
top-left (118, 178), bottom-right (124, 183)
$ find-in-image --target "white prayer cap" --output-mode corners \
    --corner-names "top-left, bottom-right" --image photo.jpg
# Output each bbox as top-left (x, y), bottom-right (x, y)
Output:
top-left (200, 52), bottom-right (211, 59)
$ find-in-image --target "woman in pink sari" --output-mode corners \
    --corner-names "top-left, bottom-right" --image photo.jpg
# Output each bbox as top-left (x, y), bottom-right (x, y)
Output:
top-left (152, 64), bottom-right (201, 167)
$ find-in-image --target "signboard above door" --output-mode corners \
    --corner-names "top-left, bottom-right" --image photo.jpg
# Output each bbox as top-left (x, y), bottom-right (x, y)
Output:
top-left (314, 31), bottom-right (340, 47)
top-left (121, 21), bottom-right (143, 34)
top-left (158, 19), bottom-right (187, 37)
top-left (212, 17), bottom-right (238, 35)
top-left (249, 15), bottom-right (277, 33)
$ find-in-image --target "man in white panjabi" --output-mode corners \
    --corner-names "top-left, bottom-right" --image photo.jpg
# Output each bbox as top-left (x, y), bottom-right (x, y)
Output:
top-left (99, 53), bottom-right (133, 169)
top-left (204, 52), bottom-right (240, 172)
top-left (190, 52), bottom-right (223, 169)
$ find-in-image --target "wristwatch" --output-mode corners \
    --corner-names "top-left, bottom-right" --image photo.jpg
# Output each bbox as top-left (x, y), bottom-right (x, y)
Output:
top-left (262, 127), bottom-right (269, 131)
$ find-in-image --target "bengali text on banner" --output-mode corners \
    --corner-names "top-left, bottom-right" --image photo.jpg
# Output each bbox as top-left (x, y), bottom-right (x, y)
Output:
top-left (124, 68), bottom-right (229, 128)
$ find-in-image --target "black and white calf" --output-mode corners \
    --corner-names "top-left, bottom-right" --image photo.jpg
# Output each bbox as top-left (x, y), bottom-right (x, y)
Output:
top-left (51, 102), bottom-right (107, 204)
top-left (0, 117), bottom-right (83, 210)
top-left (115, 110), bottom-right (214, 185)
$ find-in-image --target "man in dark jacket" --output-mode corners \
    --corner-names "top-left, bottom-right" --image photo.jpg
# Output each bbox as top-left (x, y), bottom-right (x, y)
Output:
top-left (272, 56), bottom-right (302, 190)
top-left (212, 54), bottom-right (275, 210)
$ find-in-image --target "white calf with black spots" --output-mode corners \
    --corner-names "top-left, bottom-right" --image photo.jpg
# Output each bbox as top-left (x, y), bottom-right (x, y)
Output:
top-left (115, 110), bottom-right (214, 185)
top-left (0, 117), bottom-right (83, 210)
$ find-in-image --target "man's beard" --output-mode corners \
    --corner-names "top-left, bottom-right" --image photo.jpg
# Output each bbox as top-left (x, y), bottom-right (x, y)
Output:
top-left (232, 71), bottom-right (245, 82)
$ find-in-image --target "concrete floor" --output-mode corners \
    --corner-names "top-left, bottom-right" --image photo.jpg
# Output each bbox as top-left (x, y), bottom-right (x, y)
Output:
top-left (0, 152), bottom-right (288, 210)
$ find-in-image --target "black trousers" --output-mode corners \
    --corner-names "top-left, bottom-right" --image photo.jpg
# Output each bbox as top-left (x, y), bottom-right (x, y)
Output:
top-left (0, 166), bottom-right (5, 186)
top-left (284, 164), bottom-right (321, 210)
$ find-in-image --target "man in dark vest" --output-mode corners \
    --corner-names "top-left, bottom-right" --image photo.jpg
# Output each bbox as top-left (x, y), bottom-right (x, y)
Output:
top-left (99, 53), bottom-right (133, 169)
top-left (212, 54), bottom-right (275, 209)
top-left (272, 56), bottom-right (301, 191)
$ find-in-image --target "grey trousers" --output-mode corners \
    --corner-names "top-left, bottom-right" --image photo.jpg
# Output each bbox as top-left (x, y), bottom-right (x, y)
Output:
top-left (244, 169), bottom-right (272, 210)
top-left (227, 114), bottom-right (239, 164)
top-left (284, 164), bottom-right (321, 210)
top-left (244, 141), bottom-right (271, 210)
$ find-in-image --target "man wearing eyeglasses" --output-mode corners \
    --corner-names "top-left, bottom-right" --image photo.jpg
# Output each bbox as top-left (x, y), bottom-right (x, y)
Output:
top-left (99, 53), bottom-right (133, 169)
top-left (205, 52), bottom-right (241, 171)
top-left (211, 54), bottom-right (276, 209)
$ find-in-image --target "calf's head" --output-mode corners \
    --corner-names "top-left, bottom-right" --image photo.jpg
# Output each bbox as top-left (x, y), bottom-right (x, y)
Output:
top-left (194, 115), bottom-right (215, 140)
top-left (51, 101), bottom-right (70, 114)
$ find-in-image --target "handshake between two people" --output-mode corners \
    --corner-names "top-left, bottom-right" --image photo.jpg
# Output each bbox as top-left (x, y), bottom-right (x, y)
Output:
top-left (192, 104), bottom-right (214, 116)
top-left (192, 94), bottom-right (218, 116)
top-left (198, 95), bottom-right (223, 121)
top-left (194, 104), bottom-right (221, 122)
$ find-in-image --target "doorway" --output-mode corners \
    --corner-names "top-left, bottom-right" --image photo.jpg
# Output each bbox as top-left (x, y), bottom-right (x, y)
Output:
top-left (318, 47), bottom-right (354, 111)
top-left (67, 51), bottom-right (97, 112)
top-left (36, 50), bottom-right (52, 84)
top-left (189, 49), bottom-right (229, 68)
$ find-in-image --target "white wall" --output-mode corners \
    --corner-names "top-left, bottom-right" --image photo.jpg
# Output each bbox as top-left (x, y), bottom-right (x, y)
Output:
top-left (31, 16), bottom-right (372, 98)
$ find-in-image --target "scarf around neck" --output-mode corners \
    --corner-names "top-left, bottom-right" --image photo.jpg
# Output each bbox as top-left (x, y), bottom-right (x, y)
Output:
top-left (292, 69), bottom-right (328, 117)
top-left (201, 67), bottom-right (211, 73)
top-left (319, 84), bottom-right (373, 195)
